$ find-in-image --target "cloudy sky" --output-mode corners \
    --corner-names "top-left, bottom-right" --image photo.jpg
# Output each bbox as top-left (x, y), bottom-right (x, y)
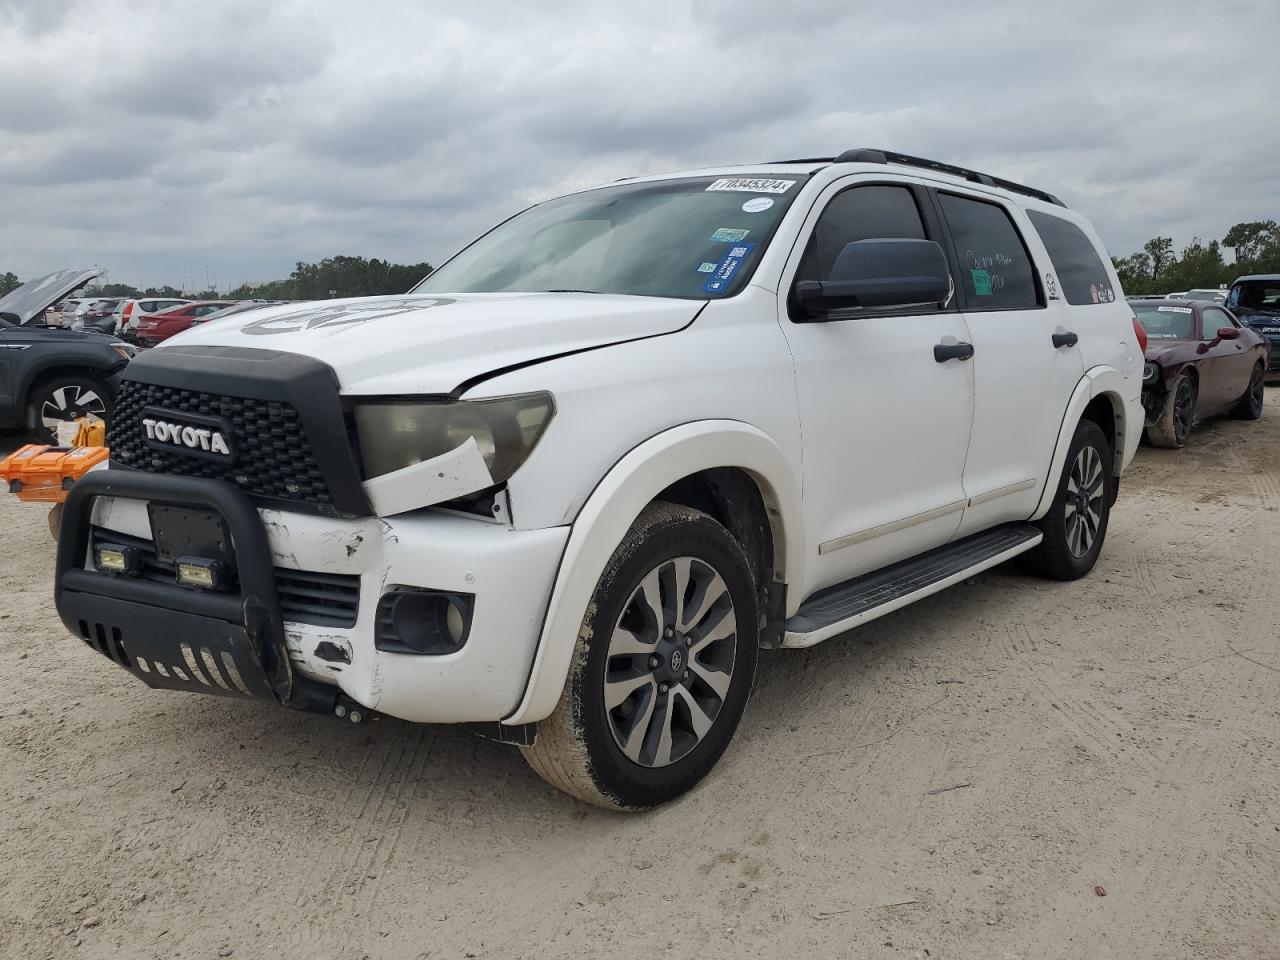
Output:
top-left (1, 0), bottom-right (1276, 290)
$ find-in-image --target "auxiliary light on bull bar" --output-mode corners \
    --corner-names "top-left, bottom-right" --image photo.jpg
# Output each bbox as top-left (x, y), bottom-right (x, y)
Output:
top-left (175, 556), bottom-right (227, 590)
top-left (94, 544), bottom-right (141, 577)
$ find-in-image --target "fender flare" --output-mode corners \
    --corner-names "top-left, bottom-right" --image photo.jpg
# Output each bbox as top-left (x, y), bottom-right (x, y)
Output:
top-left (503, 420), bottom-right (803, 726)
top-left (17, 351), bottom-right (125, 407)
top-left (1031, 364), bottom-right (1129, 520)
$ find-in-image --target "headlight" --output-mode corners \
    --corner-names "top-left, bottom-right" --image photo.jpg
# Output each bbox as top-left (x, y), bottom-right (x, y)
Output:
top-left (1143, 361), bottom-right (1158, 384)
top-left (353, 392), bottom-right (555, 482)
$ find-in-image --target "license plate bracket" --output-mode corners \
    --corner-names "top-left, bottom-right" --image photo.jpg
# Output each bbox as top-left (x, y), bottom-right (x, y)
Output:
top-left (147, 503), bottom-right (235, 574)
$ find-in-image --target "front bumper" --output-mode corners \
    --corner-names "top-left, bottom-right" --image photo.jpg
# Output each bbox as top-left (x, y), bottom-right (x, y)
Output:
top-left (57, 471), bottom-right (569, 724)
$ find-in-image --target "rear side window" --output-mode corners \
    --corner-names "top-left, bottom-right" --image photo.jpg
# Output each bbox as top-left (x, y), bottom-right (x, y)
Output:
top-left (1026, 210), bottom-right (1116, 305)
top-left (796, 185), bottom-right (927, 282)
top-left (938, 193), bottom-right (1039, 310)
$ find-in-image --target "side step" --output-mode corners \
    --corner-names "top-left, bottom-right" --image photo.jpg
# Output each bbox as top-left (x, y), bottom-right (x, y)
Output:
top-left (783, 523), bottom-right (1042, 648)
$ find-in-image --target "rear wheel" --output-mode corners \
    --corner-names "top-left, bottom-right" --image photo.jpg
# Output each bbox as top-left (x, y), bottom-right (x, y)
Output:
top-left (1147, 372), bottom-right (1196, 448)
top-left (1231, 362), bottom-right (1265, 420)
top-left (1021, 419), bottom-right (1111, 581)
top-left (522, 502), bottom-right (759, 809)
top-left (26, 376), bottom-right (112, 444)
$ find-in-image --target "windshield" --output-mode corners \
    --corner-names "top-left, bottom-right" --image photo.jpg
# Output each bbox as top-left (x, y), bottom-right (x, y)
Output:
top-left (1227, 281), bottom-right (1280, 314)
top-left (1184, 290), bottom-right (1224, 301)
top-left (1133, 303), bottom-right (1195, 339)
top-left (413, 175), bottom-right (810, 300)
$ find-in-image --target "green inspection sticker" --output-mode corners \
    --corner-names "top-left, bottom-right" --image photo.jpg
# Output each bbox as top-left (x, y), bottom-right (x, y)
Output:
top-left (970, 269), bottom-right (993, 296)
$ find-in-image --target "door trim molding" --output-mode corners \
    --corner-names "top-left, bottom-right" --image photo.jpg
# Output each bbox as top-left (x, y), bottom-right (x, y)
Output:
top-left (967, 477), bottom-right (1036, 508)
top-left (819, 499), bottom-right (967, 555)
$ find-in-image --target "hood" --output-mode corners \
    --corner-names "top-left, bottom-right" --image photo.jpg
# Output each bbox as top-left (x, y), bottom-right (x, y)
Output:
top-left (1144, 338), bottom-right (1194, 362)
top-left (0, 267), bottom-right (104, 325)
top-left (164, 292), bottom-right (703, 394)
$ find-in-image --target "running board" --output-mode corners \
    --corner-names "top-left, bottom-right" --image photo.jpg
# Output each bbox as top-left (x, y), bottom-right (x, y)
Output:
top-left (783, 523), bottom-right (1042, 648)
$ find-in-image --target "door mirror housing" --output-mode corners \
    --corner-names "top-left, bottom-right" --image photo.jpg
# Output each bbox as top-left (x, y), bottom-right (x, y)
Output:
top-left (1216, 326), bottom-right (1240, 340)
top-left (794, 238), bottom-right (952, 320)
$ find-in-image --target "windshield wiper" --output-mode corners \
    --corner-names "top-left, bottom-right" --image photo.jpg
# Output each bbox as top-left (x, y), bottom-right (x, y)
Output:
top-left (538, 289), bottom-right (602, 294)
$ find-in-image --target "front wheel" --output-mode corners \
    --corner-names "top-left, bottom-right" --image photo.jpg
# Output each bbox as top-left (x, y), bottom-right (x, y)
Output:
top-left (1021, 419), bottom-right (1112, 581)
top-left (522, 502), bottom-right (759, 809)
top-left (1146, 372), bottom-right (1196, 448)
top-left (26, 376), bottom-right (112, 444)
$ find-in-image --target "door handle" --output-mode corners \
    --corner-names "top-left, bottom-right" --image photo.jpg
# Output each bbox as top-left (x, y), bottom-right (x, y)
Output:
top-left (934, 341), bottom-right (975, 363)
top-left (1052, 331), bottom-right (1079, 348)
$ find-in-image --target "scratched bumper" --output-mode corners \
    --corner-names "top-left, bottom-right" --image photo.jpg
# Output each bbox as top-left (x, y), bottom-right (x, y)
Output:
top-left (89, 493), bottom-right (569, 723)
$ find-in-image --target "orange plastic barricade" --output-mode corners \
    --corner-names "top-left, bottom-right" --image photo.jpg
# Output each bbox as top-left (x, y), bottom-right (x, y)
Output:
top-left (0, 444), bottom-right (110, 503)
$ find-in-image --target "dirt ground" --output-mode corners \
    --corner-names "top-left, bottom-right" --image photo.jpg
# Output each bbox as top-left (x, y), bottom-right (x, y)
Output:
top-left (2, 398), bottom-right (1278, 960)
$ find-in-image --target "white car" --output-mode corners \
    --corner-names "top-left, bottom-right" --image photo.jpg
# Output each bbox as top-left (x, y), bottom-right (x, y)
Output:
top-left (1182, 288), bottom-right (1227, 303)
top-left (114, 296), bottom-right (190, 337)
top-left (56, 148), bottom-right (1143, 809)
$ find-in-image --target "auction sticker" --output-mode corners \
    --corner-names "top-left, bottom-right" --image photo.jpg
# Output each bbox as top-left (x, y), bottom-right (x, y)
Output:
top-left (706, 177), bottom-right (796, 194)
top-left (1157, 306), bottom-right (1193, 314)
top-left (703, 242), bottom-right (756, 294)
top-left (741, 197), bottom-right (774, 213)
top-left (710, 227), bottom-right (750, 243)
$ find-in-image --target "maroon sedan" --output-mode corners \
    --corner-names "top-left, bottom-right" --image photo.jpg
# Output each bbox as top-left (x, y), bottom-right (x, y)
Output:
top-left (1136, 299), bottom-right (1266, 447)
top-left (133, 301), bottom-right (234, 347)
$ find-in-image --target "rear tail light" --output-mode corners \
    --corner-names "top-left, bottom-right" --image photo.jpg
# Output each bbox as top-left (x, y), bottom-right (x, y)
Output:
top-left (1132, 315), bottom-right (1148, 352)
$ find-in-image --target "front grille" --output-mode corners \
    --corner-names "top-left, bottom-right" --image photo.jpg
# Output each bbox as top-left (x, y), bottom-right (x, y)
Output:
top-left (90, 527), bottom-right (360, 629)
top-left (107, 381), bottom-right (334, 509)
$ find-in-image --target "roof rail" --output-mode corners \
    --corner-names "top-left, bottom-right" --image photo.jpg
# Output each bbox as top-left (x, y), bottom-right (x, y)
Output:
top-left (769, 148), bottom-right (1066, 207)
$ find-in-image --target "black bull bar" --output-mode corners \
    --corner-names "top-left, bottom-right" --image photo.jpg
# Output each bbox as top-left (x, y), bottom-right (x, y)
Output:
top-left (54, 470), bottom-right (336, 713)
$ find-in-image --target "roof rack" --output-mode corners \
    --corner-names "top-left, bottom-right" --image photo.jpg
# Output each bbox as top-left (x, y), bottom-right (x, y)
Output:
top-left (769, 148), bottom-right (1066, 207)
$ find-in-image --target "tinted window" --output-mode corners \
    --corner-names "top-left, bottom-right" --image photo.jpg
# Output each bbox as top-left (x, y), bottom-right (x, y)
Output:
top-left (938, 194), bottom-right (1039, 310)
top-left (795, 185), bottom-right (927, 283)
top-left (1202, 307), bottom-right (1234, 338)
top-left (1026, 210), bottom-right (1116, 305)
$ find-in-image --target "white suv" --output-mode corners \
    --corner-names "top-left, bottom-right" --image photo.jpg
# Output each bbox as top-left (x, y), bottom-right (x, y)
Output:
top-left (56, 149), bottom-right (1143, 809)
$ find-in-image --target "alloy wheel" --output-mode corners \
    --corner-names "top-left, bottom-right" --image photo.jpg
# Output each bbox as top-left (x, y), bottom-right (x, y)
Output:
top-left (1173, 378), bottom-right (1195, 445)
top-left (603, 556), bottom-right (737, 768)
top-left (40, 384), bottom-right (106, 435)
top-left (1064, 445), bottom-right (1104, 558)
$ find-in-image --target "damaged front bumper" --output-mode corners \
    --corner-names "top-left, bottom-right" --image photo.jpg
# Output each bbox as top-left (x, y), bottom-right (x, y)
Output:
top-left (56, 470), bottom-right (570, 724)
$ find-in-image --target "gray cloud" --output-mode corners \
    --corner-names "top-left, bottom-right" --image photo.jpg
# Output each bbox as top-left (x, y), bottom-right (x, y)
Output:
top-left (1, 0), bottom-right (1277, 288)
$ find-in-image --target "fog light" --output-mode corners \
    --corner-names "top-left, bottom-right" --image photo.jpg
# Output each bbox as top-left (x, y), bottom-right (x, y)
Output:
top-left (375, 588), bottom-right (473, 655)
top-left (175, 556), bottom-right (226, 590)
top-left (95, 544), bottom-right (140, 576)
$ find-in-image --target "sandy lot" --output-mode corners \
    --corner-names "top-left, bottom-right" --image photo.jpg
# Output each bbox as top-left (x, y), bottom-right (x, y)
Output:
top-left (1, 400), bottom-right (1278, 960)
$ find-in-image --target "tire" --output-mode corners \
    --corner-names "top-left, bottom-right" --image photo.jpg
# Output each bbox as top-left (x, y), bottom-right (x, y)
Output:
top-left (1231, 362), bottom-right (1265, 420)
top-left (1021, 419), bottom-right (1112, 581)
top-left (26, 375), bottom-right (113, 444)
top-left (522, 502), bottom-right (759, 810)
top-left (1146, 372), bottom-right (1196, 448)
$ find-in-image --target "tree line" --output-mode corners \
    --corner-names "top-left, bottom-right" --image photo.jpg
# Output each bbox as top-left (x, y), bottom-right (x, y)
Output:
top-left (1111, 221), bottom-right (1279, 296)
top-left (0, 255), bottom-right (434, 302)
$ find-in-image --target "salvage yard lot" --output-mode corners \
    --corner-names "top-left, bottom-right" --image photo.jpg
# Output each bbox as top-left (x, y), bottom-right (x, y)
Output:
top-left (2, 403), bottom-right (1278, 960)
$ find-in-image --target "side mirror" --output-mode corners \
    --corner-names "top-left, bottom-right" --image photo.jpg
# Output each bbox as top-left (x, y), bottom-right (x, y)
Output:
top-left (0, 311), bottom-right (20, 327)
top-left (1217, 326), bottom-right (1240, 340)
top-left (794, 238), bottom-right (952, 320)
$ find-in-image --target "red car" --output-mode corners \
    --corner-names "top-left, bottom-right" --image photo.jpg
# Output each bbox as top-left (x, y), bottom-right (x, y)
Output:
top-left (1135, 299), bottom-right (1267, 447)
top-left (134, 301), bottom-right (235, 346)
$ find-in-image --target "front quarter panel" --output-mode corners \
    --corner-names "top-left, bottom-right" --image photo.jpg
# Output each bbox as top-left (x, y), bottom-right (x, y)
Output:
top-left (501, 419), bottom-right (803, 726)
